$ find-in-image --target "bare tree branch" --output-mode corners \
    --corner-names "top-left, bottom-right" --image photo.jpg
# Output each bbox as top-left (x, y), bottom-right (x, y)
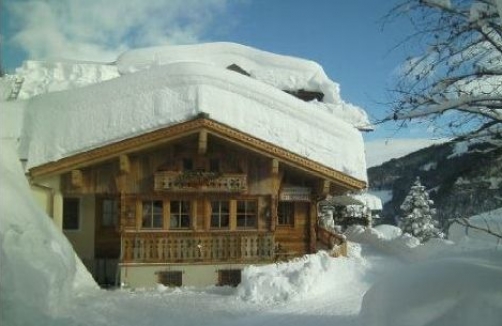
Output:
top-left (385, 0), bottom-right (502, 142)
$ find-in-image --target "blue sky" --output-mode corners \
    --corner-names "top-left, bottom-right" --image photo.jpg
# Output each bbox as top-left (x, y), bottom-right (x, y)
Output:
top-left (1, 0), bottom-right (430, 141)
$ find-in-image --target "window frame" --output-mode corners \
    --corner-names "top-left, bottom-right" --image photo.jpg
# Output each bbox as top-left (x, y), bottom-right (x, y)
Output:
top-left (210, 200), bottom-right (230, 229)
top-left (141, 199), bottom-right (164, 229)
top-left (100, 197), bottom-right (120, 228)
top-left (169, 200), bottom-right (191, 229)
top-left (236, 200), bottom-right (257, 229)
top-left (218, 269), bottom-right (241, 287)
top-left (157, 271), bottom-right (183, 287)
top-left (277, 201), bottom-right (295, 226)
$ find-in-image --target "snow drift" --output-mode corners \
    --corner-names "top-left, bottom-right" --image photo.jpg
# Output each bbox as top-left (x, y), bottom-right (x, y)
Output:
top-left (0, 102), bottom-right (97, 325)
top-left (237, 248), bottom-right (369, 304)
top-left (0, 141), bottom-right (97, 326)
top-left (361, 252), bottom-right (502, 326)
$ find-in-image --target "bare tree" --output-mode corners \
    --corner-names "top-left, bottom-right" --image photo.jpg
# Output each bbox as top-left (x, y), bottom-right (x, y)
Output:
top-left (383, 0), bottom-right (502, 143)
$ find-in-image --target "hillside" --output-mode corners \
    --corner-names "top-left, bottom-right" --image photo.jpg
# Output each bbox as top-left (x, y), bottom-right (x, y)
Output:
top-left (368, 139), bottom-right (502, 227)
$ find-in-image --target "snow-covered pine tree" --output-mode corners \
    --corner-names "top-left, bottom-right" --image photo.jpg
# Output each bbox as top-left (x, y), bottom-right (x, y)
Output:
top-left (399, 177), bottom-right (443, 242)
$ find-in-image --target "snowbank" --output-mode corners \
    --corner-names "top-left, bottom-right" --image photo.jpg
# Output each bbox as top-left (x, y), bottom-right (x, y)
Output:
top-left (0, 134), bottom-right (97, 325)
top-left (360, 252), bottom-right (502, 326)
top-left (20, 61), bottom-right (367, 181)
top-left (345, 224), bottom-right (455, 262)
top-left (237, 248), bottom-right (368, 304)
top-left (117, 42), bottom-right (370, 129)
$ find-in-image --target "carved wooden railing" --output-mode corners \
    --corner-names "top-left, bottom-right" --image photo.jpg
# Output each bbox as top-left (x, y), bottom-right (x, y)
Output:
top-left (154, 171), bottom-right (247, 192)
top-left (317, 226), bottom-right (347, 257)
top-left (121, 231), bottom-right (274, 264)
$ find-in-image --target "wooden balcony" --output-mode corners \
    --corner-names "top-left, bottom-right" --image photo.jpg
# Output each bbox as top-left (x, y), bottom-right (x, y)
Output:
top-left (121, 231), bottom-right (274, 264)
top-left (154, 171), bottom-right (247, 192)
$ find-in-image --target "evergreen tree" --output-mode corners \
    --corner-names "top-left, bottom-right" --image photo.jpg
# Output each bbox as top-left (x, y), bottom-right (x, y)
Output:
top-left (399, 177), bottom-right (443, 242)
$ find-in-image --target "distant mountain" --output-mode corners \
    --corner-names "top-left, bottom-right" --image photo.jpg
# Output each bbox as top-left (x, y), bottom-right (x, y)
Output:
top-left (368, 139), bottom-right (502, 228)
top-left (365, 138), bottom-right (448, 168)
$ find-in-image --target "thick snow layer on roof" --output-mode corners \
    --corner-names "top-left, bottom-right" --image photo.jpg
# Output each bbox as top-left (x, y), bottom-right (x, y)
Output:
top-left (14, 60), bottom-right (119, 100)
top-left (117, 42), bottom-right (370, 129)
top-left (21, 61), bottom-right (367, 181)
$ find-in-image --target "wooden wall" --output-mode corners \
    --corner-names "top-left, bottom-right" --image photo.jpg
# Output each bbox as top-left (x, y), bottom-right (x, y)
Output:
top-left (60, 135), bottom-right (323, 259)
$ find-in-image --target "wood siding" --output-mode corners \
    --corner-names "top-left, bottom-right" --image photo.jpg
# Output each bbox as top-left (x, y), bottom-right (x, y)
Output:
top-left (56, 132), bottom-right (350, 266)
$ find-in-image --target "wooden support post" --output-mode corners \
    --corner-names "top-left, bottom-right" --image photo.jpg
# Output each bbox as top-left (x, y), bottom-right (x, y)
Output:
top-left (271, 158), bottom-right (279, 175)
top-left (271, 158), bottom-right (280, 231)
top-left (198, 129), bottom-right (208, 155)
top-left (320, 179), bottom-right (330, 196)
top-left (71, 169), bottom-right (83, 188)
top-left (309, 203), bottom-right (317, 253)
top-left (119, 154), bottom-right (130, 174)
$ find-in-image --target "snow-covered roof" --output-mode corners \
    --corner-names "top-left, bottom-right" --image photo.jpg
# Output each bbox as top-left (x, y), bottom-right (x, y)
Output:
top-left (14, 42), bottom-right (369, 182)
top-left (14, 60), bottom-right (119, 100)
top-left (117, 42), bottom-right (371, 130)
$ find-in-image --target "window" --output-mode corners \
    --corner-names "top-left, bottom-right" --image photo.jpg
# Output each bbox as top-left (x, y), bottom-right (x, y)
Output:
top-left (218, 269), bottom-right (241, 287)
top-left (101, 198), bottom-right (119, 227)
top-left (211, 201), bottom-right (229, 228)
top-left (157, 271), bottom-right (183, 287)
top-left (170, 200), bottom-right (190, 229)
top-left (236, 200), bottom-right (257, 228)
top-left (142, 200), bottom-right (163, 228)
top-left (278, 201), bottom-right (294, 226)
top-left (63, 198), bottom-right (80, 230)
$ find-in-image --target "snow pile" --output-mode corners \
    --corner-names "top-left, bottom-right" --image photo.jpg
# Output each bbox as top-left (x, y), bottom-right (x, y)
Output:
top-left (360, 252), bottom-right (502, 326)
top-left (237, 249), bottom-right (368, 304)
top-left (345, 224), bottom-right (454, 262)
top-left (346, 225), bottom-right (420, 258)
top-left (117, 42), bottom-right (370, 129)
top-left (20, 61), bottom-right (367, 181)
top-left (14, 60), bottom-right (119, 99)
top-left (0, 109), bottom-right (97, 326)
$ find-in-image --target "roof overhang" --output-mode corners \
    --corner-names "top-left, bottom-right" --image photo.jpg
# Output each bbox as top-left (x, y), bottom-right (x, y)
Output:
top-left (29, 116), bottom-right (366, 190)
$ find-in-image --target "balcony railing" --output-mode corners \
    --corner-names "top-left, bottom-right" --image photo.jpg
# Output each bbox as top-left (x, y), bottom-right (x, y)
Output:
top-left (154, 171), bottom-right (247, 192)
top-left (121, 231), bottom-right (274, 264)
top-left (317, 226), bottom-right (347, 257)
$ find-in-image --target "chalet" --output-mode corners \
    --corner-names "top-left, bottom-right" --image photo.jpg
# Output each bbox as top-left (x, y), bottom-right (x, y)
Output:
top-left (21, 43), bottom-right (369, 288)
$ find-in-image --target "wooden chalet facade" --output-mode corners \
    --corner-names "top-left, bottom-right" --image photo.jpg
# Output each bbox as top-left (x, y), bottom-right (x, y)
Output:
top-left (29, 115), bottom-right (365, 288)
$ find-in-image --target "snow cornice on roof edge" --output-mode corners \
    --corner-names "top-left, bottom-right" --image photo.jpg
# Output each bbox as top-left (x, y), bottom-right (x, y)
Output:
top-left (20, 62), bottom-right (367, 182)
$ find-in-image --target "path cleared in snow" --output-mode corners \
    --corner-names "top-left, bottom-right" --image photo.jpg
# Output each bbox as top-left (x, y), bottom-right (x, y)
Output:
top-left (48, 243), bottom-right (403, 326)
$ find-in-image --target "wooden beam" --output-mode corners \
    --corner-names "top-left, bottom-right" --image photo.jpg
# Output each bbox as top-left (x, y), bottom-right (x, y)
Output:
top-left (271, 158), bottom-right (279, 175)
top-left (119, 154), bottom-right (130, 173)
top-left (71, 170), bottom-right (83, 188)
top-left (29, 117), bottom-right (366, 190)
top-left (320, 179), bottom-right (331, 196)
top-left (198, 129), bottom-right (208, 155)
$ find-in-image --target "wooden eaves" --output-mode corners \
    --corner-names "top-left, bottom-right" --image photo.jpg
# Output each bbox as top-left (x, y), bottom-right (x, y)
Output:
top-left (29, 115), bottom-right (367, 190)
